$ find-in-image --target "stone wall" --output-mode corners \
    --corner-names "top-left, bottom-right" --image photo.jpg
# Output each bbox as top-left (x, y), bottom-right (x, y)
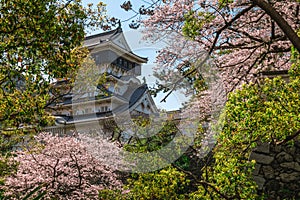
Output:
top-left (250, 141), bottom-right (300, 199)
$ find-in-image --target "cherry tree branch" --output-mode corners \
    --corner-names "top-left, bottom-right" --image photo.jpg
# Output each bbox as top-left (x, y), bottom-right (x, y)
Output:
top-left (252, 0), bottom-right (300, 52)
top-left (159, 5), bottom-right (255, 102)
top-left (208, 5), bottom-right (255, 55)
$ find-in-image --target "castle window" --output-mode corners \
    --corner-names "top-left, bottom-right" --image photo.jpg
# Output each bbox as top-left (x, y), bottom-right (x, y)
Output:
top-left (124, 60), bottom-right (128, 68)
top-left (107, 66), bottom-right (112, 73)
top-left (141, 103), bottom-right (145, 110)
top-left (95, 54), bottom-right (99, 63)
top-left (117, 58), bottom-right (122, 65)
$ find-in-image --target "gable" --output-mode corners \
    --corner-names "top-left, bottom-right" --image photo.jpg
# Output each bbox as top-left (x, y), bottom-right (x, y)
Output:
top-left (111, 32), bottom-right (132, 52)
top-left (130, 91), bottom-right (158, 115)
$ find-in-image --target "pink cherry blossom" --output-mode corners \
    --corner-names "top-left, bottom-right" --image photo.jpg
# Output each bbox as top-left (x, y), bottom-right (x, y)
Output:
top-left (141, 0), bottom-right (298, 121)
top-left (3, 133), bottom-right (123, 200)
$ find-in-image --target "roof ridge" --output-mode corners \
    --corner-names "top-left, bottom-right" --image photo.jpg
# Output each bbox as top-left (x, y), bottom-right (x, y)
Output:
top-left (84, 26), bottom-right (122, 40)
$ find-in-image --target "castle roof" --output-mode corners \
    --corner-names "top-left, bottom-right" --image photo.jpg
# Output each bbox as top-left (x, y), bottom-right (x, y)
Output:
top-left (55, 84), bottom-right (149, 124)
top-left (84, 27), bottom-right (123, 47)
top-left (84, 26), bottom-right (148, 63)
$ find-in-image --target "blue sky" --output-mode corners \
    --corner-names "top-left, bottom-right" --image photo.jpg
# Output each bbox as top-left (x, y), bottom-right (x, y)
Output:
top-left (82, 0), bottom-right (143, 32)
top-left (82, 0), bottom-right (189, 111)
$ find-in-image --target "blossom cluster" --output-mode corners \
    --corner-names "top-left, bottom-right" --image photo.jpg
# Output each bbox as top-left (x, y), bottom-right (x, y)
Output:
top-left (141, 0), bottom-right (298, 123)
top-left (3, 133), bottom-right (122, 200)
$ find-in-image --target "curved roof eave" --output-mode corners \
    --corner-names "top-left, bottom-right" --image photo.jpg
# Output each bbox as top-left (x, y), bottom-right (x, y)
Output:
top-left (89, 41), bottom-right (148, 63)
top-left (84, 27), bottom-right (122, 42)
top-left (84, 27), bottom-right (148, 64)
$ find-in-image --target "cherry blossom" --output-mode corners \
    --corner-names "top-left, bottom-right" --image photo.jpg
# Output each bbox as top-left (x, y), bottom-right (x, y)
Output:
top-left (135, 0), bottom-right (300, 155)
top-left (3, 133), bottom-right (123, 199)
top-left (143, 0), bottom-right (298, 91)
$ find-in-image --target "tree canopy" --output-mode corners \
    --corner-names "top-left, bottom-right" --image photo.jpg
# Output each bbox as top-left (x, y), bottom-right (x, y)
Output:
top-left (0, 0), bottom-right (115, 196)
top-left (3, 133), bottom-right (123, 199)
top-left (0, 0), bottom-right (113, 147)
top-left (0, 0), bottom-right (300, 199)
top-left (118, 0), bottom-right (300, 199)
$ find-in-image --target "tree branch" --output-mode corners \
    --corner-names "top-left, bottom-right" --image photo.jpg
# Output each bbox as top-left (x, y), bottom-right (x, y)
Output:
top-left (276, 130), bottom-right (300, 145)
top-left (171, 163), bottom-right (234, 200)
top-left (158, 5), bottom-right (255, 102)
top-left (252, 0), bottom-right (300, 52)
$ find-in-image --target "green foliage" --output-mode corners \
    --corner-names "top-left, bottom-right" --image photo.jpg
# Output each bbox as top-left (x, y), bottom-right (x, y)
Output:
top-left (218, 0), bottom-right (234, 8)
top-left (122, 117), bottom-right (196, 173)
top-left (124, 120), bottom-right (178, 153)
top-left (178, 62), bottom-right (208, 94)
top-left (99, 167), bottom-right (190, 200)
top-left (290, 45), bottom-right (300, 77)
top-left (183, 10), bottom-right (215, 40)
top-left (98, 189), bottom-right (124, 200)
top-left (100, 32), bottom-right (299, 200)
top-left (223, 78), bottom-right (299, 145)
top-left (174, 154), bottom-right (190, 170)
top-left (0, 0), bottom-right (112, 194)
top-left (125, 167), bottom-right (190, 200)
top-left (0, 0), bottom-right (110, 136)
top-left (72, 55), bottom-right (110, 100)
top-left (100, 119), bottom-right (193, 200)
top-left (134, 2), bottom-right (300, 199)
top-left (191, 65), bottom-right (300, 198)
